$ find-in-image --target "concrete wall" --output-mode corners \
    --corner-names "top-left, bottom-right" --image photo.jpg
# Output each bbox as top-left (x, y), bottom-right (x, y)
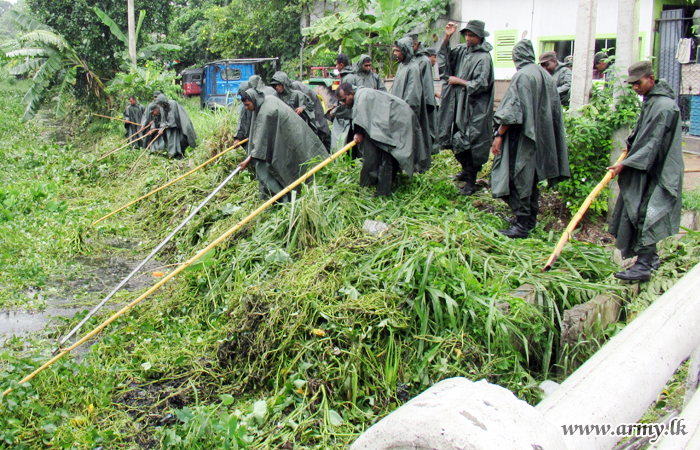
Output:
top-left (456, 0), bottom-right (655, 80)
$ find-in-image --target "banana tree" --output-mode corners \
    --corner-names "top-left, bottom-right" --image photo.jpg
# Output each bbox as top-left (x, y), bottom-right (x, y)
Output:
top-left (303, 0), bottom-right (449, 77)
top-left (94, 7), bottom-right (181, 69)
top-left (1, 10), bottom-right (105, 121)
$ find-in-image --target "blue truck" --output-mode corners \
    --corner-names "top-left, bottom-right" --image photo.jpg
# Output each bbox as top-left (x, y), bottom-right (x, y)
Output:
top-left (200, 58), bottom-right (279, 109)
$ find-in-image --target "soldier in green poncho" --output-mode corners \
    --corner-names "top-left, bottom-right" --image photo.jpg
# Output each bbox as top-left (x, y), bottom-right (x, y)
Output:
top-left (354, 55), bottom-right (387, 91)
top-left (337, 83), bottom-right (430, 197)
top-left (539, 51), bottom-right (572, 107)
top-left (270, 71), bottom-right (317, 135)
top-left (327, 53), bottom-right (360, 152)
top-left (438, 20), bottom-right (495, 196)
top-left (490, 39), bottom-right (570, 239)
top-left (608, 61), bottom-right (684, 282)
top-left (408, 33), bottom-right (438, 155)
top-left (123, 95), bottom-right (145, 148)
top-left (140, 101), bottom-right (164, 151)
top-left (155, 94), bottom-right (198, 159)
top-left (291, 79), bottom-right (332, 150)
top-left (391, 36), bottom-right (432, 156)
top-left (239, 87), bottom-right (329, 201)
top-left (233, 81), bottom-right (251, 149)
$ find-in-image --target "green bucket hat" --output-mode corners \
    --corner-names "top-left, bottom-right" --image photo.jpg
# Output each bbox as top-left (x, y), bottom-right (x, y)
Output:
top-left (626, 60), bottom-right (654, 83)
top-left (460, 20), bottom-right (489, 38)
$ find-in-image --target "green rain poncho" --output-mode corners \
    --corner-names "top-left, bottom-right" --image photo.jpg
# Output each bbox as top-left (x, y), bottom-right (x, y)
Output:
top-left (610, 80), bottom-right (684, 258)
top-left (491, 40), bottom-right (569, 200)
top-left (414, 43), bottom-right (437, 154)
top-left (328, 66), bottom-right (360, 152)
top-left (291, 80), bottom-right (332, 149)
top-left (123, 100), bottom-right (145, 148)
top-left (245, 87), bottom-right (329, 198)
top-left (234, 81), bottom-right (252, 142)
top-left (155, 94), bottom-right (198, 158)
top-left (390, 37), bottom-right (432, 154)
top-left (270, 71), bottom-right (317, 134)
top-left (437, 39), bottom-right (494, 164)
top-left (354, 55), bottom-right (387, 91)
top-left (140, 102), bottom-right (165, 151)
top-left (551, 63), bottom-right (572, 106)
top-left (350, 87), bottom-right (431, 194)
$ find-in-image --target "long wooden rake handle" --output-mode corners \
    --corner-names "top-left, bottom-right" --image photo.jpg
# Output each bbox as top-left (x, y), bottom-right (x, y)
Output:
top-left (543, 150), bottom-right (628, 272)
top-left (1, 141), bottom-right (355, 398)
top-left (92, 139), bottom-right (248, 226)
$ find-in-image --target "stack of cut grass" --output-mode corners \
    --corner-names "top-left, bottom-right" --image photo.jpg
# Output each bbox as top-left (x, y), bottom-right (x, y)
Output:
top-left (2, 83), bottom-right (700, 449)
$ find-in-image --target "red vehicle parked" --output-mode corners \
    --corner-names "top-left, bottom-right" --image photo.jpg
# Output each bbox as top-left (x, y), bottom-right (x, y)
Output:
top-left (182, 68), bottom-right (204, 97)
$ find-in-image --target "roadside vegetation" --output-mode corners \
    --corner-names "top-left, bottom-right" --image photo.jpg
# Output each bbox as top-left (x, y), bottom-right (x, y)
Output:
top-left (2, 71), bottom-right (700, 448)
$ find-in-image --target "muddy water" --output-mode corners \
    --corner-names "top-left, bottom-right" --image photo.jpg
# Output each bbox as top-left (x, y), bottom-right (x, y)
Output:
top-left (1, 242), bottom-right (165, 343)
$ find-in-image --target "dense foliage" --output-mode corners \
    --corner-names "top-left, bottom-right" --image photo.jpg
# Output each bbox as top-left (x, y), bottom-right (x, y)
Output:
top-left (559, 82), bottom-right (641, 216)
top-left (1, 75), bottom-right (699, 448)
top-left (26, 0), bottom-right (171, 80)
top-left (303, 0), bottom-right (451, 77)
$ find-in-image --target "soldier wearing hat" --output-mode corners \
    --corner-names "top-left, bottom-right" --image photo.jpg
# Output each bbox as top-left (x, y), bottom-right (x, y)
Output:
top-left (438, 19), bottom-right (495, 196)
top-left (539, 51), bottom-right (572, 107)
top-left (607, 61), bottom-right (684, 281)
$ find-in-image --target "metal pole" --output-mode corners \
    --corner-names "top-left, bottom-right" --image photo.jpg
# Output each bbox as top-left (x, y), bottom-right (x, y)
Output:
top-left (53, 157), bottom-right (252, 352)
top-left (5, 143), bottom-right (355, 397)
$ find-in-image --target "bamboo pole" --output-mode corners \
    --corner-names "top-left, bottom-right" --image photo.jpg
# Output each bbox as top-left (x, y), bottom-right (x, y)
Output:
top-left (54, 156), bottom-right (252, 352)
top-left (96, 123), bottom-right (152, 162)
top-left (93, 113), bottom-right (140, 126)
top-left (543, 150), bottom-right (628, 272)
top-left (127, 128), bottom-right (163, 176)
top-left (1, 141), bottom-right (355, 398)
top-left (92, 139), bottom-right (248, 226)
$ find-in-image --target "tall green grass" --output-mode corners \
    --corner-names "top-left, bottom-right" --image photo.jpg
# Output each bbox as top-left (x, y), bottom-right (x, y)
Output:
top-left (1, 78), bottom-right (700, 449)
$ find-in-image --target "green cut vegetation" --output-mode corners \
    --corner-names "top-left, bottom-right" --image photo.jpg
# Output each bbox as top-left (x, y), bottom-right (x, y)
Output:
top-left (1, 79), bottom-right (700, 449)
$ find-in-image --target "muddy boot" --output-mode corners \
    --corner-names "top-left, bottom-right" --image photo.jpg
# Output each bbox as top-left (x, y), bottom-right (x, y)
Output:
top-left (498, 216), bottom-right (531, 239)
top-left (458, 168), bottom-right (477, 196)
top-left (614, 253), bottom-right (657, 282)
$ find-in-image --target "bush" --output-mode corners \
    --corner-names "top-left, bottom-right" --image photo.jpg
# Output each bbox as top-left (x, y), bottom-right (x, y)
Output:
top-left (107, 65), bottom-right (182, 107)
top-left (557, 81), bottom-right (640, 216)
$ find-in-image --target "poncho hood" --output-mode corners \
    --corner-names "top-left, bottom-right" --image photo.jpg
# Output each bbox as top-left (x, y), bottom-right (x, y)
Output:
top-left (357, 54), bottom-right (372, 73)
top-left (645, 80), bottom-right (676, 100)
top-left (414, 43), bottom-right (430, 58)
top-left (270, 71), bottom-right (293, 94)
top-left (470, 40), bottom-right (494, 53)
top-left (244, 87), bottom-right (267, 112)
top-left (395, 36), bottom-right (415, 64)
top-left (512, 40), bottom-right (536, 70)
top-left (248, 75), bottom-right (265, 90)
top-left (155, 94), bottom-right (170, 109)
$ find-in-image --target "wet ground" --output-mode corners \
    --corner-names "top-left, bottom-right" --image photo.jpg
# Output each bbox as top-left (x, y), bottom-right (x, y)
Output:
top-left (0, 238), bottom-right (164, 344)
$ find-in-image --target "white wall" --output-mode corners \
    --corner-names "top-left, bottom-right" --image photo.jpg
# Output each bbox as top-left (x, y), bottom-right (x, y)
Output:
top-left (458, 0), bottom-right (655, 79)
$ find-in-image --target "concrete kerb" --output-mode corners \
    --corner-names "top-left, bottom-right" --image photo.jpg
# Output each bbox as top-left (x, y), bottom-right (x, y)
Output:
top-left (349, 263), bottom-right (700, 450)
top-left (349, 377), bottom-right (567, 450)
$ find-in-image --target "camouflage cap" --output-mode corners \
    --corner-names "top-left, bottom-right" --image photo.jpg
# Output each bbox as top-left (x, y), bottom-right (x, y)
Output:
top-left (626, 60), bottom-right (653, 83)
top-left (538, 51), bottom-right (557, 64)
top-left (426, 48), bottom-right (437, 57)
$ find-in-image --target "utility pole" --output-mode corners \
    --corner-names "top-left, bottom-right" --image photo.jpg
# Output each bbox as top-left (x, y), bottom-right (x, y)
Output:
top-left (127, 0), bottom-right (137, 66)
top-left (609, 0), bottom-right (641, 213)
top-left (569, 0), bottom-right (598, 114)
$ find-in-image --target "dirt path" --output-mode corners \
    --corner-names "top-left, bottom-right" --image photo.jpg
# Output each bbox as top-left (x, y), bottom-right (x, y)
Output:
top-left (685, 151), bottom-right (700, 192)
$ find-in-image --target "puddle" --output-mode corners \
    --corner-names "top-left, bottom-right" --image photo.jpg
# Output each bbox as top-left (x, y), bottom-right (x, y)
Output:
top-left (0, 308), bottom-right (83, 341)
top-left (2, 245), bottom-right (164, 343)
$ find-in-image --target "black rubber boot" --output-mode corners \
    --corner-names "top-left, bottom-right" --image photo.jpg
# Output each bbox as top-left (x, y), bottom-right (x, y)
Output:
top-left (498, 216), bottom-right (531, 239)
top-left (614, 253), bottom-right (657, 282)
top-left (458, 168), bottom-right (477, 196)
